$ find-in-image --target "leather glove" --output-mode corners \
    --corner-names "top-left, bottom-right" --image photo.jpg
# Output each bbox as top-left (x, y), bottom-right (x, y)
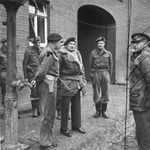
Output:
top-left (31, 80), bottom-right (36, 88)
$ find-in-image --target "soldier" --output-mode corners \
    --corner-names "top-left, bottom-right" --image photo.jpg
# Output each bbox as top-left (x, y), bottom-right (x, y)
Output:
top-left (0, 37), bottom-right (7, 107)
top-left (130, 33), bottom-right (150, 150)
top-left (58, 37), bottom-right (87, 137)
top-left (23, 36), bottom-right (41, 117)
top-left (35, 33), bottom-right (62, 149)
top-left (89, 37), bottom-right (113, 119)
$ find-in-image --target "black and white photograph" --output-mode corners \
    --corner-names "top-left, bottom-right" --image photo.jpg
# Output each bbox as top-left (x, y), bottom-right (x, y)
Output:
top-left (0, 0), bottom-right (150, 150)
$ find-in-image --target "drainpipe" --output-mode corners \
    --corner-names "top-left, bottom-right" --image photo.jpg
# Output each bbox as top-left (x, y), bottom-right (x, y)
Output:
top-left (124, 0), bottom-right (132, 149)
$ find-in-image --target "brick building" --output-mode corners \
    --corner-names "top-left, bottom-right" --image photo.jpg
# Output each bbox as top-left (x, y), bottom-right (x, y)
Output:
top-left (0, 0), bottom-right (150, 85)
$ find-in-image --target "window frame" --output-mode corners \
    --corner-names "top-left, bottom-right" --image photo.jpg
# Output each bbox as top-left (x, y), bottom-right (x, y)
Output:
top-left (29, 3), bottom-right (47, 47)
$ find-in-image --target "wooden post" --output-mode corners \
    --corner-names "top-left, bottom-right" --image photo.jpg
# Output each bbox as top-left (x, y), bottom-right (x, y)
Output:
top-left (0, 1), bottom-right (29, 149)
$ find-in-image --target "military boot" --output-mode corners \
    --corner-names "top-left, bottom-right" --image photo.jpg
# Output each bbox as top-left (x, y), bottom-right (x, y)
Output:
top-left (102, 103), bottom-right (109, 119)
top-left (94, 102), bottom-right (101, 118)
top-left (99, 102), bottom-right (102, 116)
top-left (31, 100), bottom-right (38, 117)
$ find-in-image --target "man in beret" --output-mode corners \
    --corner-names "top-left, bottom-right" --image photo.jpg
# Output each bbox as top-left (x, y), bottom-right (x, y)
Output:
top-left (23, 36), bottom-right (42, 117)
top-left (0, 37), bottom-right (7, 107)
top-left (58, 37), bottom-right (87, 137)
top-left (89, 37), bottom-right (113, 119)
top-left (129, 33), bottom-right (150, 150)
top-left (35, 33), bottom-right (62, 149)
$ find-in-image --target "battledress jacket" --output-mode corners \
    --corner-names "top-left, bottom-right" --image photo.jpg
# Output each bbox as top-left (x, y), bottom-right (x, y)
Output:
top-left (23, 46), bottom-right (40, 82)
top-left (130, 46), bottom-right (150, 111)
top-left (89, 48), bottom-right (113, 77)
top-left (35, 45), bottom-right (59, 83)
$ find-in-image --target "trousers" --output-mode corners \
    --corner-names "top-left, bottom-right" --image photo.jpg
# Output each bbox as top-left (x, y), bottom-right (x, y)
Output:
top-left (61, 90), bottom-right (81, 130)
top-left (133, 110), bottom-right (150, 150)
top-left (38, 79), bottom-right (57, 146)
top-left (92, 70), bottom-right (110, 103)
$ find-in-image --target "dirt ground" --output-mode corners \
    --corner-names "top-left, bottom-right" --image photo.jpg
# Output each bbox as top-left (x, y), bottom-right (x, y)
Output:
top-left (0, 83), bottom-right (139, 150)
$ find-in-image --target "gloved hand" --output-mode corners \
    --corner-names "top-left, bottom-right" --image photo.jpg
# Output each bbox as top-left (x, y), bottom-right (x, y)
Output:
top-left (31, 80), bottom-right (36, 88)
top-left (78, 76), bottom-right (87, 96)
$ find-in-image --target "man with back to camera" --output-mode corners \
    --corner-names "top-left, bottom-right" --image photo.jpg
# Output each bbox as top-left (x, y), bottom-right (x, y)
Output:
top-left (89, 37), bottom-right (113, 119)
top-left (130, 33), bottom-right (150, 150)
top-left (35, 33), bottom-right (62, 149)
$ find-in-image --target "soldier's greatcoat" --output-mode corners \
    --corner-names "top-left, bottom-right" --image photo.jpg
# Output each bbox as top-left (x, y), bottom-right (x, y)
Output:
top-left (23, 46), bottom-right (40, 99)
top-left (58, 47), bottom-right (86, 131)
top-left (130, 46), bottom-right (150, 150)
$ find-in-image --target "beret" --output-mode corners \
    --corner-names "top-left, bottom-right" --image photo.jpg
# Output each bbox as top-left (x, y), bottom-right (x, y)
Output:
top-left (47, 33), bottom-right (62, 42)
top-left (64, 37), bottom-right (76, 46)
top-left (131, 33), bottom-right (150, 43)
top-left (96, 37), bottom-right (106, 43)
top-left (0, 37), bottom-right (7, 43)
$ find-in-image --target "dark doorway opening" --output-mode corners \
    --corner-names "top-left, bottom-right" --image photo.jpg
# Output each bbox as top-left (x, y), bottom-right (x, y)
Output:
top-left (78, 5), bottom-right (116, 83)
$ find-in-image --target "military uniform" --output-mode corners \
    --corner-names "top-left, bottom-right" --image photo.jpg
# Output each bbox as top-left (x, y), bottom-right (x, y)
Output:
top-left (35, 33), bottom-right (62, 148)
top-left (0, 38), bottom-right (7, 106)
top-left (58, 37), bottom-right (86, 137)
top-left (130, 33), bottom-right (150, 150)
top-left (23, 39), bottom-right (41, 117)
top-left (89, 37), bottom-right (113, 118)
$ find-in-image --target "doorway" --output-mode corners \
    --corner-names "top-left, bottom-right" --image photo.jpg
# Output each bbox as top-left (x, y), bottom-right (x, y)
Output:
top-left (78, 5), bottom-right (116, 83)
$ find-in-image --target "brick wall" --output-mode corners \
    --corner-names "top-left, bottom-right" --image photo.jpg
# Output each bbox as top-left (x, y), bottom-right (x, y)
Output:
top-left (0, 5), bottom-right (7, 39)
top-left (0, 2), bottom-right (29, 79)
top-left (0, 0), bottom-right (150, 86)
top-left (49, 0), bottom-right (128, 83)
top-left (0, 2), bottom-right (30, 109)
top-left (16, 2), bottom-right (29, 79)
top-left (0, 0), bottom-right (150, 110)
top-left (16, 2), bottom-right (31, 105)
top-left (49, 0), bottom-right (77, 41)
top-left (131, 0), bottom-right (150, 35)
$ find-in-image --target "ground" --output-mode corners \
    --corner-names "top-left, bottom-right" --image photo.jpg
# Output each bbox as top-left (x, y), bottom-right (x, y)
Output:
top-left (0, 83), bottom-right (139, 150)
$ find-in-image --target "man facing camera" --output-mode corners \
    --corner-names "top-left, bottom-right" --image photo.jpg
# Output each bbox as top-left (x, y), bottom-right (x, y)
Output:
top-left (58, 37), bottom-right (87, 137)
top-left (89, 37), bottom-right (113, 119)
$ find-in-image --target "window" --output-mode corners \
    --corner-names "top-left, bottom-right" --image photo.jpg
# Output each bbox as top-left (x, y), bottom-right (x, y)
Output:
top-left (29, 1), bottom-right (47, 47)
